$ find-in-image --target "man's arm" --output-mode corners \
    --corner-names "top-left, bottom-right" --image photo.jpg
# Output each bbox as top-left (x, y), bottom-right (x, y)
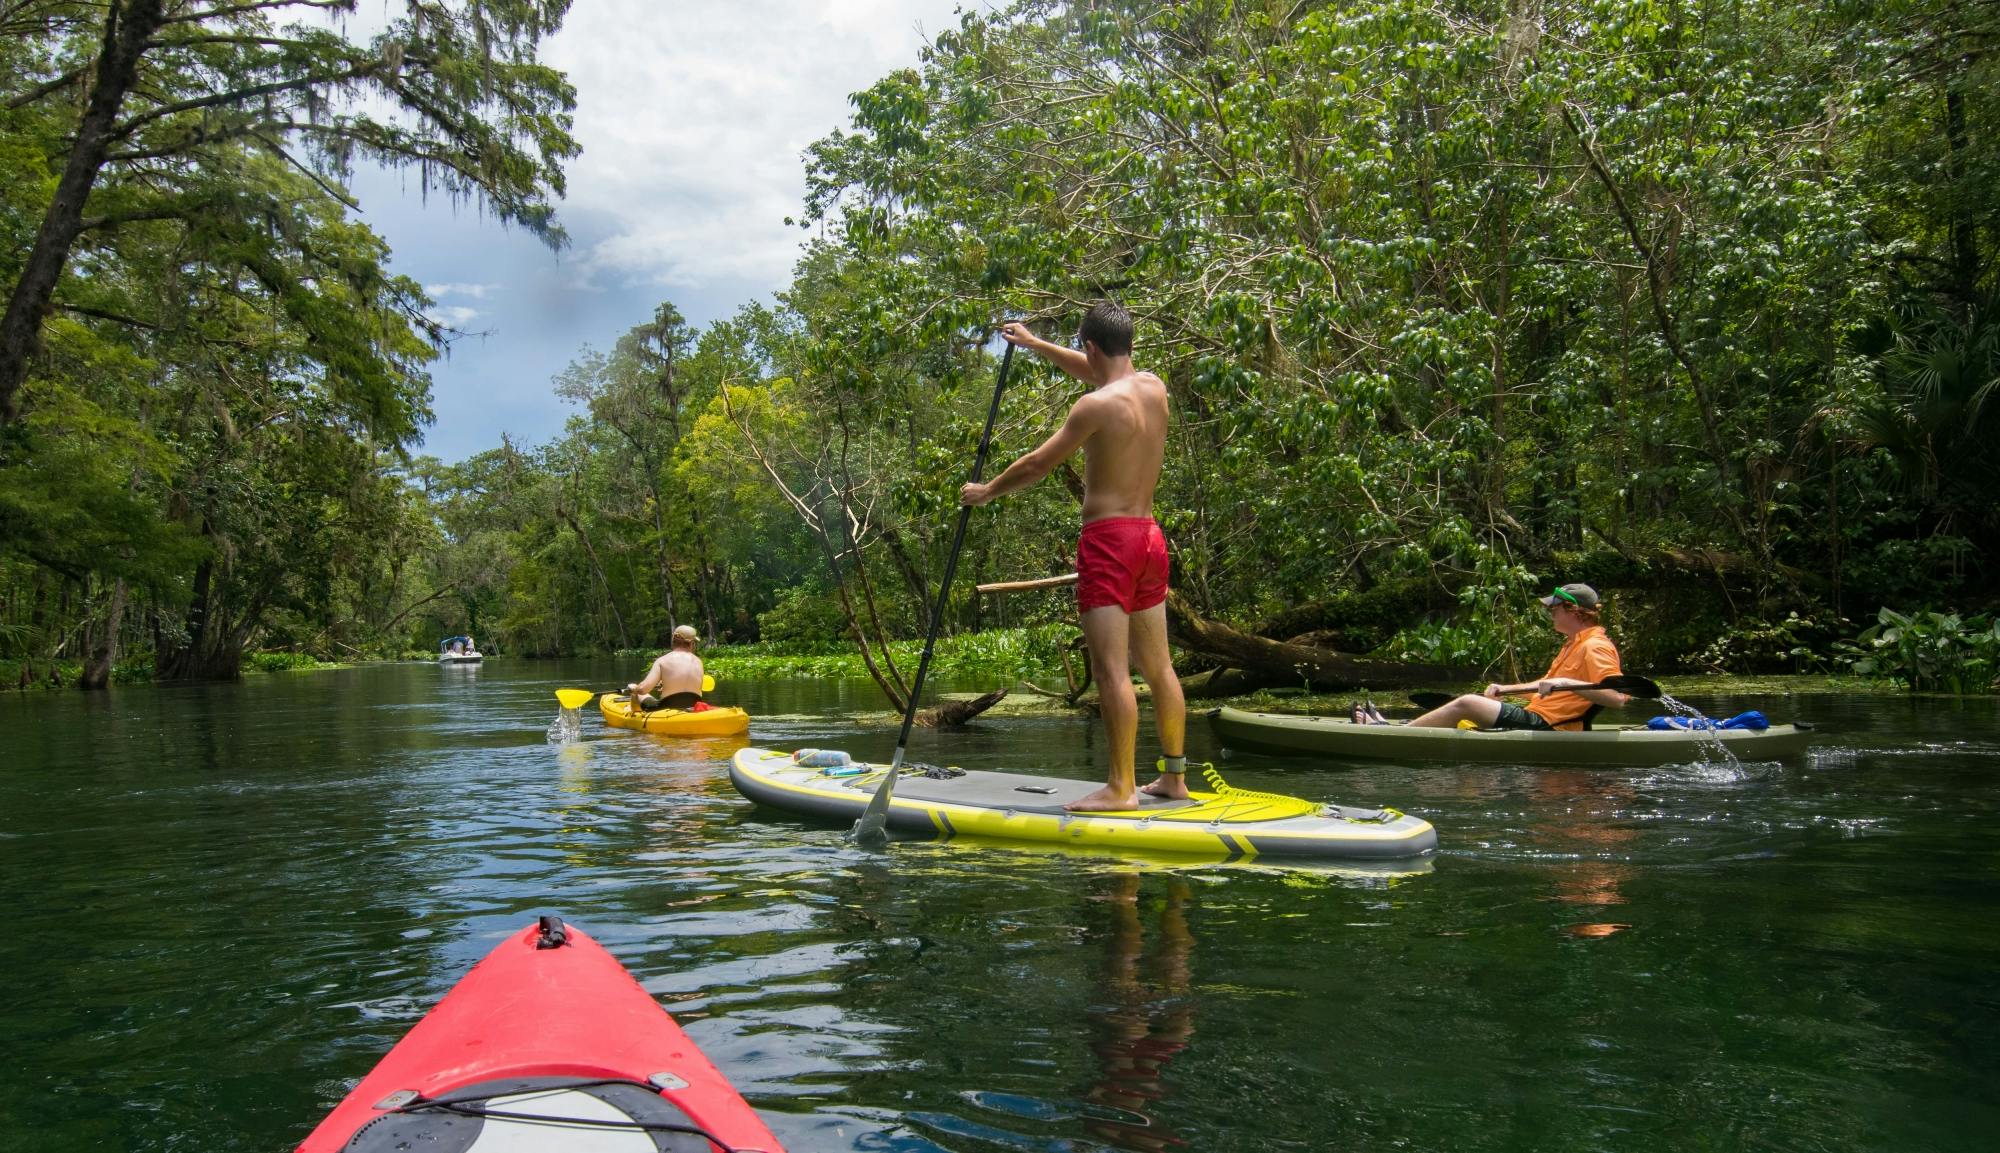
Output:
top-left (961, 396), bottom-right (1102, 506)
top-left (1000, 322), bottom-right (1094, 383)
top-left (630, 658), bottom-right (665, 696)
top-left (1537, 641), bottom-right (1629, 706)
top-left (1483, 676), bottom-right (1627, 707)
top-left (1534, 679), bottom-right (1630, 708)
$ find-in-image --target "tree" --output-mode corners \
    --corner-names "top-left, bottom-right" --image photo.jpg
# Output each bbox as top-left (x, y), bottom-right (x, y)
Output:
top-left (0, 0), bottom-right (578, 424)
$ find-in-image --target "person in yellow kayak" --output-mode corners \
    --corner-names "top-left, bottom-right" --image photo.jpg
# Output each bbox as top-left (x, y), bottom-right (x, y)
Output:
top-left (1355, 582), bottom-right (1629, 730)
top-left (960, 303), bottom-right (1186, 812)
top-left (627, 624), bottom-right (710, 711)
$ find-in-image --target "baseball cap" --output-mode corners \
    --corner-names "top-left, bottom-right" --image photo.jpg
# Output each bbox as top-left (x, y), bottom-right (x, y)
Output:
top-left (1539, 582), bottom-right (1601, 609)
top-left (672, 624), bottom-right (700, 645)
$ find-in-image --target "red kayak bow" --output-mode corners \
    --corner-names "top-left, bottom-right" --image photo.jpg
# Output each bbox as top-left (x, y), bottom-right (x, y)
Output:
top-left (297, 916), bottom-right (783, 1152)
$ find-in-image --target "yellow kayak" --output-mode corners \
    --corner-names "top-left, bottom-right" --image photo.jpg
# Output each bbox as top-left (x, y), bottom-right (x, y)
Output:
top-left (598, 694), bottom-right (750, 737)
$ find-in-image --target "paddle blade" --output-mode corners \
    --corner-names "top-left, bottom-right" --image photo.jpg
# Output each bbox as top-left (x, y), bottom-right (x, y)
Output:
top-left (555, 688), bottom-right (594, 710)
top-left (702, 674), bottom-right (716, 693)
top-left (1598, 674), bottom-right (1661, 699)
top-left (851, 765), bottom-right (898, 850)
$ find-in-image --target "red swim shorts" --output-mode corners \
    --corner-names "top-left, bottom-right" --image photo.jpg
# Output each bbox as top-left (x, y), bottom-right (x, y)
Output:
top-left (1076, 517), bottom-right (1170, 613)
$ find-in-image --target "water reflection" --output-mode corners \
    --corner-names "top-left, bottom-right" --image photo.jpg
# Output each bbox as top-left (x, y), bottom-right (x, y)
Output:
top-left (2, 667), bottom-right (1996, 1153)
top-left (1081, 871), bottom-right (1195, 1151)
top-left (1517, 770), bottom-right (1640, 943)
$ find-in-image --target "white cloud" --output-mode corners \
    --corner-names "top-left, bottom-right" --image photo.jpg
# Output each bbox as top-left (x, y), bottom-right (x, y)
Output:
top-left (543, 0), bottom-right (970, 292)
top-left (325, 2), bottom-right (979, 461)
top-left (424, 304), bottom-right (483, 328)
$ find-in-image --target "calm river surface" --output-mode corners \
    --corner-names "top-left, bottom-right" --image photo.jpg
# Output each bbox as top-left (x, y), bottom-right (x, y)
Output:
top-left (3, 661), bottom-right (1996, 1152)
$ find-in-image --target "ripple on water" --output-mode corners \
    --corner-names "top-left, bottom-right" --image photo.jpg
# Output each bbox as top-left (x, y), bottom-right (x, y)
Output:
top-left (4, 667), bottom-right (1999, 1153)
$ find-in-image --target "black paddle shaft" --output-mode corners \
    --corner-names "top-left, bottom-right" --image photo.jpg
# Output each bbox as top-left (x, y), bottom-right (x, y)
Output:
top-left (891, 342), bottom-right (1017, 767)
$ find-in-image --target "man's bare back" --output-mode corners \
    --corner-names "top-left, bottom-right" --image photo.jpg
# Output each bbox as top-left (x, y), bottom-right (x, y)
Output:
top-left (629, 625), bottom-right (706, 703)
top-left (1074, 372), bottom-right (1168, 523)
top-left (643, 650), bottom-right (704, 697)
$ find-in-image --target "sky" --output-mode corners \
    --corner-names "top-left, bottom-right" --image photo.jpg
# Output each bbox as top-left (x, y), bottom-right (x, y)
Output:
top-left (347, 0), bottom-right (970, 463)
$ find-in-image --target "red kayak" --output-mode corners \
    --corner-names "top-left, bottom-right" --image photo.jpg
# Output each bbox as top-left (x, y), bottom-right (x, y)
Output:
top-left (297, 916), bottom-right (783, 1152)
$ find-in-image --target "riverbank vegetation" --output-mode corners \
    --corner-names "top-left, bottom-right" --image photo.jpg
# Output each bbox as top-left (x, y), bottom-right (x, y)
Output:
top-left (4, 1), bottom-right (1996, 694)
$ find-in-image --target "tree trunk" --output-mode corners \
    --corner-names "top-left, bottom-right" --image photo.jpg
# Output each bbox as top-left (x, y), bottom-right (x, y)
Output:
top-left (875, 520), bottom-right (932, 619)
top-left (648, 490), bottom-right (679, 638)
top-left (813, 519), bottom-right (909, 711)
top-left (1944, 85), bottom-right (1978, 304)
top-left (1165, 592), bottom-right (1475, 691)
top-left (917, 687), bottom-right (1008, 727)
top-left (561, 508), bottom-right (630, 649)
top-left (1251, 577), bottom-right (1467, 643)
top-left (156, 554), bottom-right (249, 681)
top-left (79, 577), bottom-right (127, 690)
top-left (0, 0), bottom-right (166, 422)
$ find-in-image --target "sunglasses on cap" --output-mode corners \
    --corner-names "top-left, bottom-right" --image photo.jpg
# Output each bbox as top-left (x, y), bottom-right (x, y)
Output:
top-left (1547, 587), bottom-right (1580, 606)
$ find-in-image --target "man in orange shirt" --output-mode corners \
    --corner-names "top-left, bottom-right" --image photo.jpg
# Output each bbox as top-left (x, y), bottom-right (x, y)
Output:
top-left (1358, 583), bottom-right (1628, 730)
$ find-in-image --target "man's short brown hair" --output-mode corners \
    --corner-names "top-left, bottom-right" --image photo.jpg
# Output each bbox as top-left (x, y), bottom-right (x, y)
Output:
top-left (1077, 300), bottom-right (1134, 358)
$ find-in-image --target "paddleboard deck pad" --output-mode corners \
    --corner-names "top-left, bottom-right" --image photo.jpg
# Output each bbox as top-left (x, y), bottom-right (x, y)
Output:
top-left (729, 747), bottom-right (1436, 860)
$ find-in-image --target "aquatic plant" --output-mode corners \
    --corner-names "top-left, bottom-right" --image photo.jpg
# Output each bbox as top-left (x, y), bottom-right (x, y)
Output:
top-left (1841, 608), bottom-right (2000, 694)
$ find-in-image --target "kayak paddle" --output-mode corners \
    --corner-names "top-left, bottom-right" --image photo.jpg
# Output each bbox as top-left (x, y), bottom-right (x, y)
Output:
top-left (1409, 674), bottom-right (1660, 712)
top-left (854, 341), bottom-right (1017, 849)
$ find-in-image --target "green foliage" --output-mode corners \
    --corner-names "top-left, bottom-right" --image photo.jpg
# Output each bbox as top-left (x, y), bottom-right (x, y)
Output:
top-left (0, 0), bottom-right (580, 683)
top-left (704, 624), bottom-right (1073, 685)
top-left (1378, 621), bottom-right (1505, 671)
top-left (10, 0), bottom-right (1999, 694)
top-left (1840, 608), bottom-right (2000, 694)
top-left (755, 585), bottom-right (851, 652)
top-left (0, 656), bottom-right (153, 687)
top-left (244, 650), bottom-right (340, 673)
top-left (1689, 612), bottom-right (1846, 676)
top-left (920, 623), bottom-right (1074, 683)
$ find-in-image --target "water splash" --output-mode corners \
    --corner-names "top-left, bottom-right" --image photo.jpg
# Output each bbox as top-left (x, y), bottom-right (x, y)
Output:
top-left (545, 706), bottom-right (582, 744)
top-left (1656, 693), bottom-right (1741, 772)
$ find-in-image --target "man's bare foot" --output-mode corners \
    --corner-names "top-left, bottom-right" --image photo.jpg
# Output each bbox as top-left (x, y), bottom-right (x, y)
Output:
top-left (1140, 774), bottom-right (1190, 800)
top-left (1065, 784), bottom-right (1140, 812)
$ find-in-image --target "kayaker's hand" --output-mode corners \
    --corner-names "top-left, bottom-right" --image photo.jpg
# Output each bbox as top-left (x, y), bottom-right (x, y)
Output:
top-left (1483, 683), bottom-right (1505, 699)
top-left (960, 482), bottom-right (993, 507)
top-left (999, 322), bottom-right (1037, 348)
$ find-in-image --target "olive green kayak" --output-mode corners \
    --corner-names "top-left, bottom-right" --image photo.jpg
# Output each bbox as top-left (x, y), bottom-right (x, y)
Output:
top-left (1211, 706), bottom-right (1814, 766)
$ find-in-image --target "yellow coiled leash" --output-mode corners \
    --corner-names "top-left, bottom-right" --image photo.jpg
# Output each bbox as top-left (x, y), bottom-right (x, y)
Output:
top-left (1147, 763), bottom-right (1321, 822)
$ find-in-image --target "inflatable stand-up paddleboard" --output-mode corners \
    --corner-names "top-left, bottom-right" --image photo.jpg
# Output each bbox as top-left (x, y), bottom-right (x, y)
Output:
top-left (296, 916), bottom-right (783, 1152)
top-left (729, 747), bottom-right (1436, 860)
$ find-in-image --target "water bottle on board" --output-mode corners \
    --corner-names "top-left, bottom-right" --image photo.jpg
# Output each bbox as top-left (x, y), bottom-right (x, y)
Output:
top-left (793, 748), bottom-right (862, 774)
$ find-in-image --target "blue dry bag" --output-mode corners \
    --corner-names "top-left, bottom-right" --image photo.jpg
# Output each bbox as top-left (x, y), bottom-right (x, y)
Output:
top-left (1646, 710), bottom-right (1769, 731)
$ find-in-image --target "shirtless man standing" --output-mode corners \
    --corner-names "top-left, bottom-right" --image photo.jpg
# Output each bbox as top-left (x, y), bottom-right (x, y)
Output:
top-left (959, 302), bottom-right (1187, 812)
top-left (626, 624), bottom-right (707, 710)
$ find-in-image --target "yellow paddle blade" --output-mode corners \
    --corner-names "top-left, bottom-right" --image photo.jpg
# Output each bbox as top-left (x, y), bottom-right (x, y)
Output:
top-left (702, 674), bottom-right (715, 693)
top-left (555, 688), bottom-right (594, 710)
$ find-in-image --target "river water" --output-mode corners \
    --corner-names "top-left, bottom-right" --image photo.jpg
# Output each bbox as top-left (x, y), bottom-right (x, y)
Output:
top-left (2, 661), bottom-right (1996, 1151)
